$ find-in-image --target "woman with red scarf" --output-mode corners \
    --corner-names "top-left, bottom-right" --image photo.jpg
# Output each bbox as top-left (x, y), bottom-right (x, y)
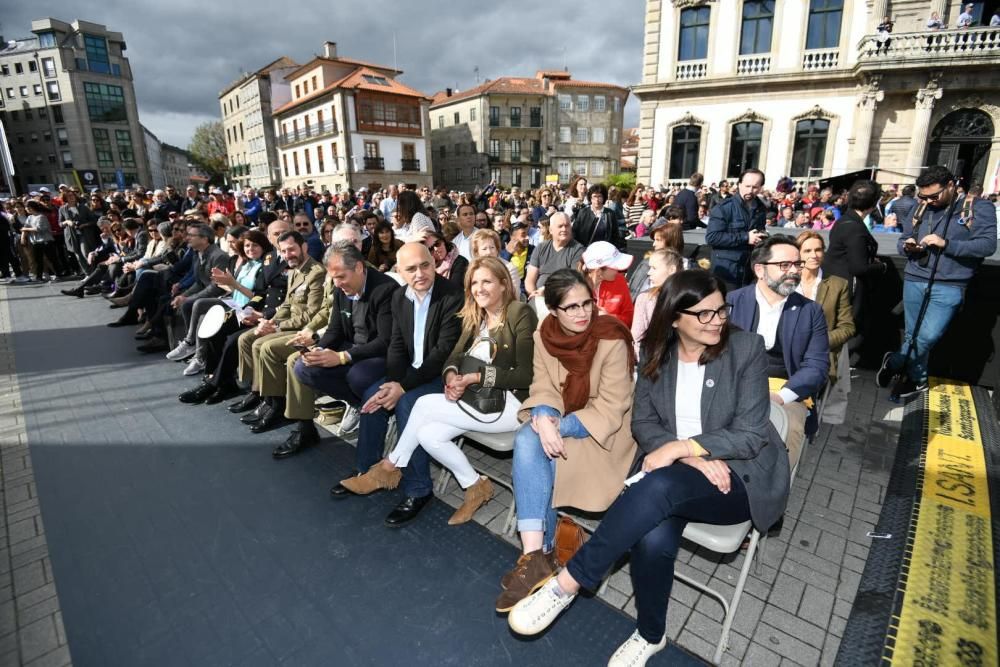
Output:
top-left (495, 269), bottom-right (636, 612)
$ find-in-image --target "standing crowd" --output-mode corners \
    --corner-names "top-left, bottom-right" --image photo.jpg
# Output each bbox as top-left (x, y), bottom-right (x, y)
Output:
top-left (2, 162), bottom-right (995, 665)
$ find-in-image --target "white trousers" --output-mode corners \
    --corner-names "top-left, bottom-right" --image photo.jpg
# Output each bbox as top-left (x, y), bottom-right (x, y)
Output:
top-left (388, 392), bottom-right (522, 489)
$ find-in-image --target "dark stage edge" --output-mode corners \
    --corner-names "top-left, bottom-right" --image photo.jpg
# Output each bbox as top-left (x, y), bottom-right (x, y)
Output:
top-left (8, 282), bottom-right (706, 667)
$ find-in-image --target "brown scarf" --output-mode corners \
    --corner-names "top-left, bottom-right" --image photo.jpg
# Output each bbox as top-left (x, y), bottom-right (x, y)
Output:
top-left (540, 313), bottom-right (635, 414)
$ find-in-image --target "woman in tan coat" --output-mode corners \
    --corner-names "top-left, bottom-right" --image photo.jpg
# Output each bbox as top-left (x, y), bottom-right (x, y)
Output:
top-left (495, 268), bottom-right (636, 612)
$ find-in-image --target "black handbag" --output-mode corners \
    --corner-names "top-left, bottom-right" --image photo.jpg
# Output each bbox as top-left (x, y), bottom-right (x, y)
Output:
top-left (456, 335), bottom-right (506, 423)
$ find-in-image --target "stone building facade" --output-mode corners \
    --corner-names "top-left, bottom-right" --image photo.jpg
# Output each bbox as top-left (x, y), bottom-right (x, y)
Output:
top-left (429, 71), bottom-right (628, 190)
top-left (634, 0), bottom-right (1000, 191)
top-left (0, 18), bottom-right (151, 192)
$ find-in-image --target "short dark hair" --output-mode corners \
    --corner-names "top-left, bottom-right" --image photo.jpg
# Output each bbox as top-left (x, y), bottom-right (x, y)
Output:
top-left (738, 168), bottom-right (766, 185)
top-left (122, 218), bottom-right (141, 231)
top-left (277, 230), bottom-right (305, 246)
top-left (916, 165), bottom-right (955, 188)
top-left (543, 269), bottom-right (593, 312)
top-left (847, 180), bottom-right (880, 211)
top-left (187, 223), bottom-right (214, 241)
top-left (587, 183), bottom-right (609, 201)
top-left (641, 270), bottom-right (729, 379)
top-left (242, 229), bottom-right (273, 255)
top-left (259, 211), bottom-right (278, 226)
top-left (663, 205), bottom-right (685, 221)
top-left (750, 234), bottom-right (798, 267)
top-left (689, 172), bottom-right (704, 187)
top-left (901, 184), bottom-right (916, 197)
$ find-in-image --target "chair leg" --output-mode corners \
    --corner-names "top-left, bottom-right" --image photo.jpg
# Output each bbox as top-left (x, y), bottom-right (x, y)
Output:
top-left (714, 529), bottom-right (760, 664)
top-left (503, 501), bottom-right (517, 536)
top-left (380, 416), bottom-right (397, 456)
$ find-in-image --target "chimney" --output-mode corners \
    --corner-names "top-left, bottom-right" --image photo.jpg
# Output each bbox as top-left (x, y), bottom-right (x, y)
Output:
top-left (446, 88), bottom-right (453, 97)
top-left (323, 41), bottom-right (337, 58)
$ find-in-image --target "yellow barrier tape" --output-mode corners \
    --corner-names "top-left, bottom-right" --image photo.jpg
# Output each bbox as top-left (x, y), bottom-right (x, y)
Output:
top-left (888, 378), bottom-right (996, 666)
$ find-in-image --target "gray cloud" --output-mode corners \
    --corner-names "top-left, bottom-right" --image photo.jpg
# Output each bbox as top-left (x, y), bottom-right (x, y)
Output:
top-left (7, 1), bottom-right (644, 146)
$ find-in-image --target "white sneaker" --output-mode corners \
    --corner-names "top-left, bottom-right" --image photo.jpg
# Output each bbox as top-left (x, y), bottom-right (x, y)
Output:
top-left (338, 406), bottom-right (360, 434)
top-left (166, 339), bottom-right (197, 361)
top-left (42, 273), bottom-right (52, 281)
top-left (508, 577), bottom-right (576, 636)
top-left (14, 276), bottom-right (30, 283)
top-left (607, 630), bottom-right (667, 667)
top-left (183, 356), bottom-right (206, 376)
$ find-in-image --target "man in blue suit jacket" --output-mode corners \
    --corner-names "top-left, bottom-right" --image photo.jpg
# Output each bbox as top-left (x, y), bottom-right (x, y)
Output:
top-left (727, 235), bottom-right (829, 468)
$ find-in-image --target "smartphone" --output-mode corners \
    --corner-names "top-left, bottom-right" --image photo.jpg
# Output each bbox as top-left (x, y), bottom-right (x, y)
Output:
top-left (292, 344), bottom-right (311, 353)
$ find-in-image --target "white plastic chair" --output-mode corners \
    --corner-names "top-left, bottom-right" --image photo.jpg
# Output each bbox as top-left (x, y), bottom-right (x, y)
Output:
top-left (673, 401), bottom-right (790, 665)
top-left (436, 430), bottom-right (518, 535)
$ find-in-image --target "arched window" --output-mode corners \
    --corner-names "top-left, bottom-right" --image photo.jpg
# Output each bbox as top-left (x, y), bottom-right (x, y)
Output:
top-left (727, 121), bottom-right (763, 177)
top-left (790, 119), bottom-right (830, 177)
top-left (669, 125), bottom-right (702, 179)
top-left (740, 1), bottom-right (775, 55)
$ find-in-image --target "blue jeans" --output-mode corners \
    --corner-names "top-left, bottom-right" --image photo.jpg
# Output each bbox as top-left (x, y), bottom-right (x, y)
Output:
top-left (512, 421), bottom-right (559, 550)
top-left (355, 377), bottom-right (444, 498)
top-left (888, 280), bottom-right (964, 384)
top-left (566, 465), bottom-right (750, 644)
top-left (294, 356), bottom-right (386, 408)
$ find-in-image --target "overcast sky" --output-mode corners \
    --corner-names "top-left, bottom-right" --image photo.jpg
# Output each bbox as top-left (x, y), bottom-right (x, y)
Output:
top-left (7, 2), bottom-right (645, 148)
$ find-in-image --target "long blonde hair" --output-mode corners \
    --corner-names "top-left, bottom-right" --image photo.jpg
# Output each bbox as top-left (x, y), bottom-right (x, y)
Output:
top-left (459, 256), bottom-right (515, 339)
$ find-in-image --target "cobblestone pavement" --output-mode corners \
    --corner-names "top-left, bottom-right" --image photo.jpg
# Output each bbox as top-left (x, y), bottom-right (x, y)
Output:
top-left (332, 372), bottom-right (902, 666)
top-left (1, 277), bottom-right (902, 666)
top-left (0, 287), bottom-right (72, 667)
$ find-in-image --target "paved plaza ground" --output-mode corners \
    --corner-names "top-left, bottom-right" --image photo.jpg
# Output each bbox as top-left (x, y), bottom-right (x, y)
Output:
top-left (0, 280), bottom-right (905, 666)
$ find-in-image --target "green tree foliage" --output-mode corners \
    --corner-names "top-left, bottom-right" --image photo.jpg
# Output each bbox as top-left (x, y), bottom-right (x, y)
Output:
top-left (604, 172), bottom-right (636, 191)
top-left (187, 121), bottom-right (227, 184)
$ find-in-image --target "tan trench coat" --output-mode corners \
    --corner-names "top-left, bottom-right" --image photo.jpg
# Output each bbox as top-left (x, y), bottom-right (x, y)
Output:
top-left (519, 334), bottom-right (637, 512)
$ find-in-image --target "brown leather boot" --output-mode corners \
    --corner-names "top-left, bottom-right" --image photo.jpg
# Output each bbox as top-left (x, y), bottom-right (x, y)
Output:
top-left (495, 549), bottom-right (557, 612)
top-left (447, 476), bottom-right (493, 525)
top-left (340, 460), bottom-right (402, 495)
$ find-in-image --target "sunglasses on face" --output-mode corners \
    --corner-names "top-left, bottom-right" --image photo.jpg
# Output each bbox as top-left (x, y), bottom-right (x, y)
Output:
top-left (917, 188), bottom-right (946, 202)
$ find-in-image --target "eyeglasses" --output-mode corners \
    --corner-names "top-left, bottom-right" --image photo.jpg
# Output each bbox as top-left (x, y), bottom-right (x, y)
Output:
top-left (555, 299), bottom-right (595, 316)
top-left (917, 188), bottom-right (946, 202)
top-left (679, 303), bottom-right (732, 324)
top-left (761, 260), bottom-right (805, 272)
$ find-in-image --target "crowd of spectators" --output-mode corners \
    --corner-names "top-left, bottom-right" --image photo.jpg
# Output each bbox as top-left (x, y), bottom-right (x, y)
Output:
top-left (1, 161), bottom-right (995, 664)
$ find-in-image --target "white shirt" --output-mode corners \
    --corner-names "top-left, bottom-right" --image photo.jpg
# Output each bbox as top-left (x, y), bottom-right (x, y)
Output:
top-left (755, 285), bottom-right (799, 404)
top-left (795, 268), bottom-right (822, 302)
top-left (406, 284), bottom-right (433, 369)
top-left (675, 360), bottom-right (705, 440)
top-left (455, 230), bottom-right (475, 260)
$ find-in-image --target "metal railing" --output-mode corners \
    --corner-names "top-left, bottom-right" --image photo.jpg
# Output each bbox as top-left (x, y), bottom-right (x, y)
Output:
top-left (363, 156), bottom-right (385, 170)
top-left (276, 120), bottom-right (339, 147)
top-left (400, 158), bottom-right (420, 171)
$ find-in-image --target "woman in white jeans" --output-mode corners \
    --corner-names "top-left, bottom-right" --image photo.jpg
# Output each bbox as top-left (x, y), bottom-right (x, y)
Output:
top-left (341, 257), bottom-right (537, 524)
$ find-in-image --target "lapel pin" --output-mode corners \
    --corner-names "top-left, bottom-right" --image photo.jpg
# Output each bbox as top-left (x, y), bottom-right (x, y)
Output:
top-left (706, 379), bottom-right (715, 388)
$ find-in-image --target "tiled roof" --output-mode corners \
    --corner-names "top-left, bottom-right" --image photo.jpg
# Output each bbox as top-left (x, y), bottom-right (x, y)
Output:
top-left (553, 79), bottom-right (630, 93)
top-left (273, 66), bottom-right (430, 116)
top-left (430, 77), bottom-right (546, 108)
top-left (285, 55), bottom-right (401, 81)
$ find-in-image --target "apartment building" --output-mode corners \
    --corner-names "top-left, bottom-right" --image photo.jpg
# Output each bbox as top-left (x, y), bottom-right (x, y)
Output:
top-left (272, 42), bottom-right (433, 193)
top-left (634, 0), bottom-right (1000, 189)
top-left (219, 56), bottom-right (299, 190)
top-left (0, 17), bottom-right (151, 192)
top-left (429, 71), bottom-right (628, 190)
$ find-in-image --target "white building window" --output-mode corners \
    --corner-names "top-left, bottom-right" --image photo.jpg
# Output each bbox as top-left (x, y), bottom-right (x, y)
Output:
top-left (612, 128), bottom-right (619, 144)
top-left (576, 96), bottom-right (589, 112)
top-left (574, 161), bottom-right (587, 176)
top-left (558, 160), bottom-right (571, 180)
top-left (576, 128), bottom-right (589, 144)
top-left (19, 86), bottom-right (28, 97)
top-left (559, 126), bottom-right (571, 143)
top-left (593, 96), bottom-right (606, 112)
top-left (41, 57), bottom-right (56, 78)
top-left (592, 127), bottom-right (606, 144)
top-left (33, 84), bottom-right (42, 96)
top-left (511, 167), bottom-right (522, 187)
top-left (559, 95), bottom-right (572, 111)
top-left (470, 107), bottom-right (476, 121)
top-left (613, 97), bottom-right (621, 113)
top-left (591, 161), bottom-right (605, 177)
top-left (490, 167), bottom-right (501, 183)
top-left (46, 81), bottom-right (60, 101)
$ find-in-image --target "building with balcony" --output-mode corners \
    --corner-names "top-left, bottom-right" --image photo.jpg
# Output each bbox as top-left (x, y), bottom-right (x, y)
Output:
top-left (634, 1), bottom-right (1000, 190)
top-left (218, 56), bottom-right (299, 190)
top-left (0, 17), bottom-right (151, 192)
top-left (429, 71), bottom-right (628, 191)
top-left (271, 42), bottom-right (433, 193)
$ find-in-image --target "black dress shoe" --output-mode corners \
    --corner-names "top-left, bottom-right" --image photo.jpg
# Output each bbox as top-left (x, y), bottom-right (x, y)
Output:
top-left (136, 337), bottom-right (169, 353)
top-left (330, 481), bottom-right (353, 499)
top-left (134, 330), bottom-right (154, 340)
top-left (272, 422), bottom-right (320, 459)
top-left (178, 382), bottom-right (215, 405)
top-left (384, 494), bottom-right (433, 528)
top-left (108, 313), bottom-right (139, 328)
top-left (61, 287), bottom-right (84, 298)
top-left (250, 404), bottom-right (286, 434)
top-left (204, 385), bottom-right (241, 405)
top-left (229, 392), bottom-right (260, 414)
top-left (84, 286), bottom-right (103, 295)
top-left (240, 401), bottom-right (269, 424)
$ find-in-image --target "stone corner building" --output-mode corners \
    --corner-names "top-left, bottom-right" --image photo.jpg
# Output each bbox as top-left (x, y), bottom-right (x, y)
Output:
top-left (428, 71), bottom-right (628, 191)
top-left (634, 0), bottom-right (1000, 191)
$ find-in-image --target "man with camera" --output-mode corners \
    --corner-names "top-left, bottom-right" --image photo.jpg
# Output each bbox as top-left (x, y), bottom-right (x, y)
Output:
top-left (876, 165), bottom-right (997, 398)
top-left (706, 168), bottom-right (768, 290)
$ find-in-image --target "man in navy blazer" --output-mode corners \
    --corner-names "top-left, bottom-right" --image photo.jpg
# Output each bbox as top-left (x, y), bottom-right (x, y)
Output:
top-left (727, 235), bottom-right (829, 468)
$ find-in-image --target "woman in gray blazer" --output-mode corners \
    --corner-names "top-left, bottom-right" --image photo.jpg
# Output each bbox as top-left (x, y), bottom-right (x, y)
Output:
top-left (507, 270), bottom-right (790, 666)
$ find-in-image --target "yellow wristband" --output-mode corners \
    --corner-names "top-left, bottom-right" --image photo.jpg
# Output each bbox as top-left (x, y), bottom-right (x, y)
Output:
top-left (338, 351), bottom-right (348, 365)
